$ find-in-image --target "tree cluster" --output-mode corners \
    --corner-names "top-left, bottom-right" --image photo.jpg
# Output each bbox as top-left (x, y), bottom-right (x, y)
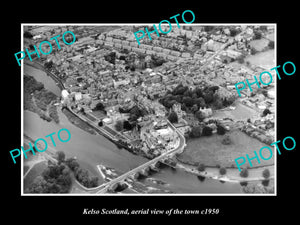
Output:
top-left (150, 55), bottom-right (166, 67)
top-left (48, 104), bottom-right (59, 123)
top-left (26, 161), bottom-right (72, 193)
top-left (44, 61), bottom-right (53, 70)
top-left (118, 105), bottom-right (147, 130)
top-left (65, 157), bottom-right (99, 188)
top-left (167, 111), bottom-right (178, 124)
top-left (240, 168), bottom-right (249, 178)
top-left (94, 102), bottom-right (105, 111)
top-left (24, 75), bottom-right (44, 94)
top-left (229, 27), bottom-right (240, 37)
top-left (159, 84), bottom-right (221, 111)
top-left (24, 75), bottom-right (58, 122)
top-left (253, 30), bottom-right (263, 40)
top-left (24, 31), bottom-right (33, 39)
top-left (189, 124), bottom-right (215, 138)
top-left (221, 134), bottom-right (232, 145)
top-left (104, 52), bottom-right (116, 64)
top-left (115, 120), bottom-right (124, 131)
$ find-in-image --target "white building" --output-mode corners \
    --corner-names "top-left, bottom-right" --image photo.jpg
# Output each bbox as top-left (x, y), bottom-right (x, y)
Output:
top-left (61, 89), bottom-right (69, 99)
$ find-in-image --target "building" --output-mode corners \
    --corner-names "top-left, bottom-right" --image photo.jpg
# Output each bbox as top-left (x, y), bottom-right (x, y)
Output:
top-left (61, 89), bottom-right (69, 99)
top-left (199, 107), bottom-right (212, 118)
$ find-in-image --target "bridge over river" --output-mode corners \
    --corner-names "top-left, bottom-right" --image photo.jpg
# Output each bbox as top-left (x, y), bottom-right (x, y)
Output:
top-left (67, 118), bottom-right (187, 194)
top-left (95, 124), bottom-right (186, 193)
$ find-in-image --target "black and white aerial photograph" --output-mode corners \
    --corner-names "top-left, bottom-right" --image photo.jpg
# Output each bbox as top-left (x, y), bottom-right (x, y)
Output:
top-left (22, 24), bottom-right (276, 195)
top-left (4, 2), bottom-right (300, 221)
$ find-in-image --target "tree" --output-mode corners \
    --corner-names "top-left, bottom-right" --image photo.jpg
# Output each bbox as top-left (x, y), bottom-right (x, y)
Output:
top-left (236, 55), bottom-right (245, 64)
top-left (213, 97), bottom-right (223, 109)
top-left (261, 179), bottom-right (270, 187)
top-left (24, 31), bottom-right (33, 39)
top-left (190, 126), bottom-right (202, 138)
top-left (250, 47), bottom-right (258, 55)
top-left (260, 26), bottom-right (268, 32)
top-left (44, 61), bottom-right (53, 69)
top-left (208, 86), bottom-right (219, 93)
top-left (194, 97), bottom-right (206, 108)
top-left (104, 52), bottom-right (116, 64)
top-left (217, 124), bottom-right (226, 135)
top-left (219, 167), bottom-right (227, 175)
top-left (194, 87), bottom-right (203, 97)
top-left (65, 158), bottom-right (80, 171)
top-left (130, 65), bottom-right (136, 71)
top-left (79, 107), bottom-right (85, 114)
top-left (27, 162), bottom-right (73, 193)
top-left (75, 167), bottom-right (98, 188)
top-left (183, 89), bottom-right (193, 97)
top-left (253, 30), bottom-right (262, 40)
top-left (202, 126), bottom-right (213, 136)
top-left (240, 168), bottom-right (249, 178)
top-left (95, 102), bottom-right (104, 111)
top-left (168, 111), bottom-right (178, 124)
top-left (183, 96), bottom-right (194, 107)
top-left (262, 108), bottom-right (271, 117)
top-left (240, 181), bottom-right (248, 187)
top-left (222, 134), bottom-right (232, 145)
top-left (90, 176), bottom-right (99, 187)
top-left (195, 110), bottom-right (205, 121)
top-left (229, 28), bottom-right (239, 37)
top-left (56, 151), bottom-right (65, 163)
top-left (123, 120), bottom-right (133, 130)
top-left (191, 104), bottom-right (199, 113)
top-left (262, 169), bottom-right (270, 179)
top-left (204, 26), bottom-right (214, 32)
top-left (203, 91), bottom-right (214, 104)
top-left (197, 163), bottom-right (205, 172)
top-left (115, 120), bottom-right (124, 131)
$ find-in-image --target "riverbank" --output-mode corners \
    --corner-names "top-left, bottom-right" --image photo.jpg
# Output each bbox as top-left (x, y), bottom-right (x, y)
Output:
top-left (177, 129), bottom-right (274, 169)
top-left (175, 161), bottom-right (274, 194)
top-left (61, 108), bottom-right (98, 135)
top-left (176, 161), bottom-right (274, 183)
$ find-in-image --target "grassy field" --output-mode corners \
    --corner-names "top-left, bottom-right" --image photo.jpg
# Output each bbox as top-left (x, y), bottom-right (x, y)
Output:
top-left (245, 50), bottom-right (275, 68)
top-left (213, 102), bottom-right (258, 121)
top-left (249, 38), bottom-right (269, 51)
top-left (177, 129), bottom-right (274, 169)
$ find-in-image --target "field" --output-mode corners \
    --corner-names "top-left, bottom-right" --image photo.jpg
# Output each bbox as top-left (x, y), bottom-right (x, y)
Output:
top-left (177, 129), bottom-right (274, 169)
top-left (249, 38), bottom-right (269, 52)
top-left (213, 102), bottom-right (258, 121)
top-left (245, 50), bottom-right (275, 68)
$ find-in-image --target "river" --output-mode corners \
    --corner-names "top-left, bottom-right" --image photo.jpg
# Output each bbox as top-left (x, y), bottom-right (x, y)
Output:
top-left (23, 64), bottom-right (243, 194)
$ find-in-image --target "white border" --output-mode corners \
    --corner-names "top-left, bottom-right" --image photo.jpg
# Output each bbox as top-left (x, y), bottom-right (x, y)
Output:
top-left (21, 23), bottom-right (277, 196)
